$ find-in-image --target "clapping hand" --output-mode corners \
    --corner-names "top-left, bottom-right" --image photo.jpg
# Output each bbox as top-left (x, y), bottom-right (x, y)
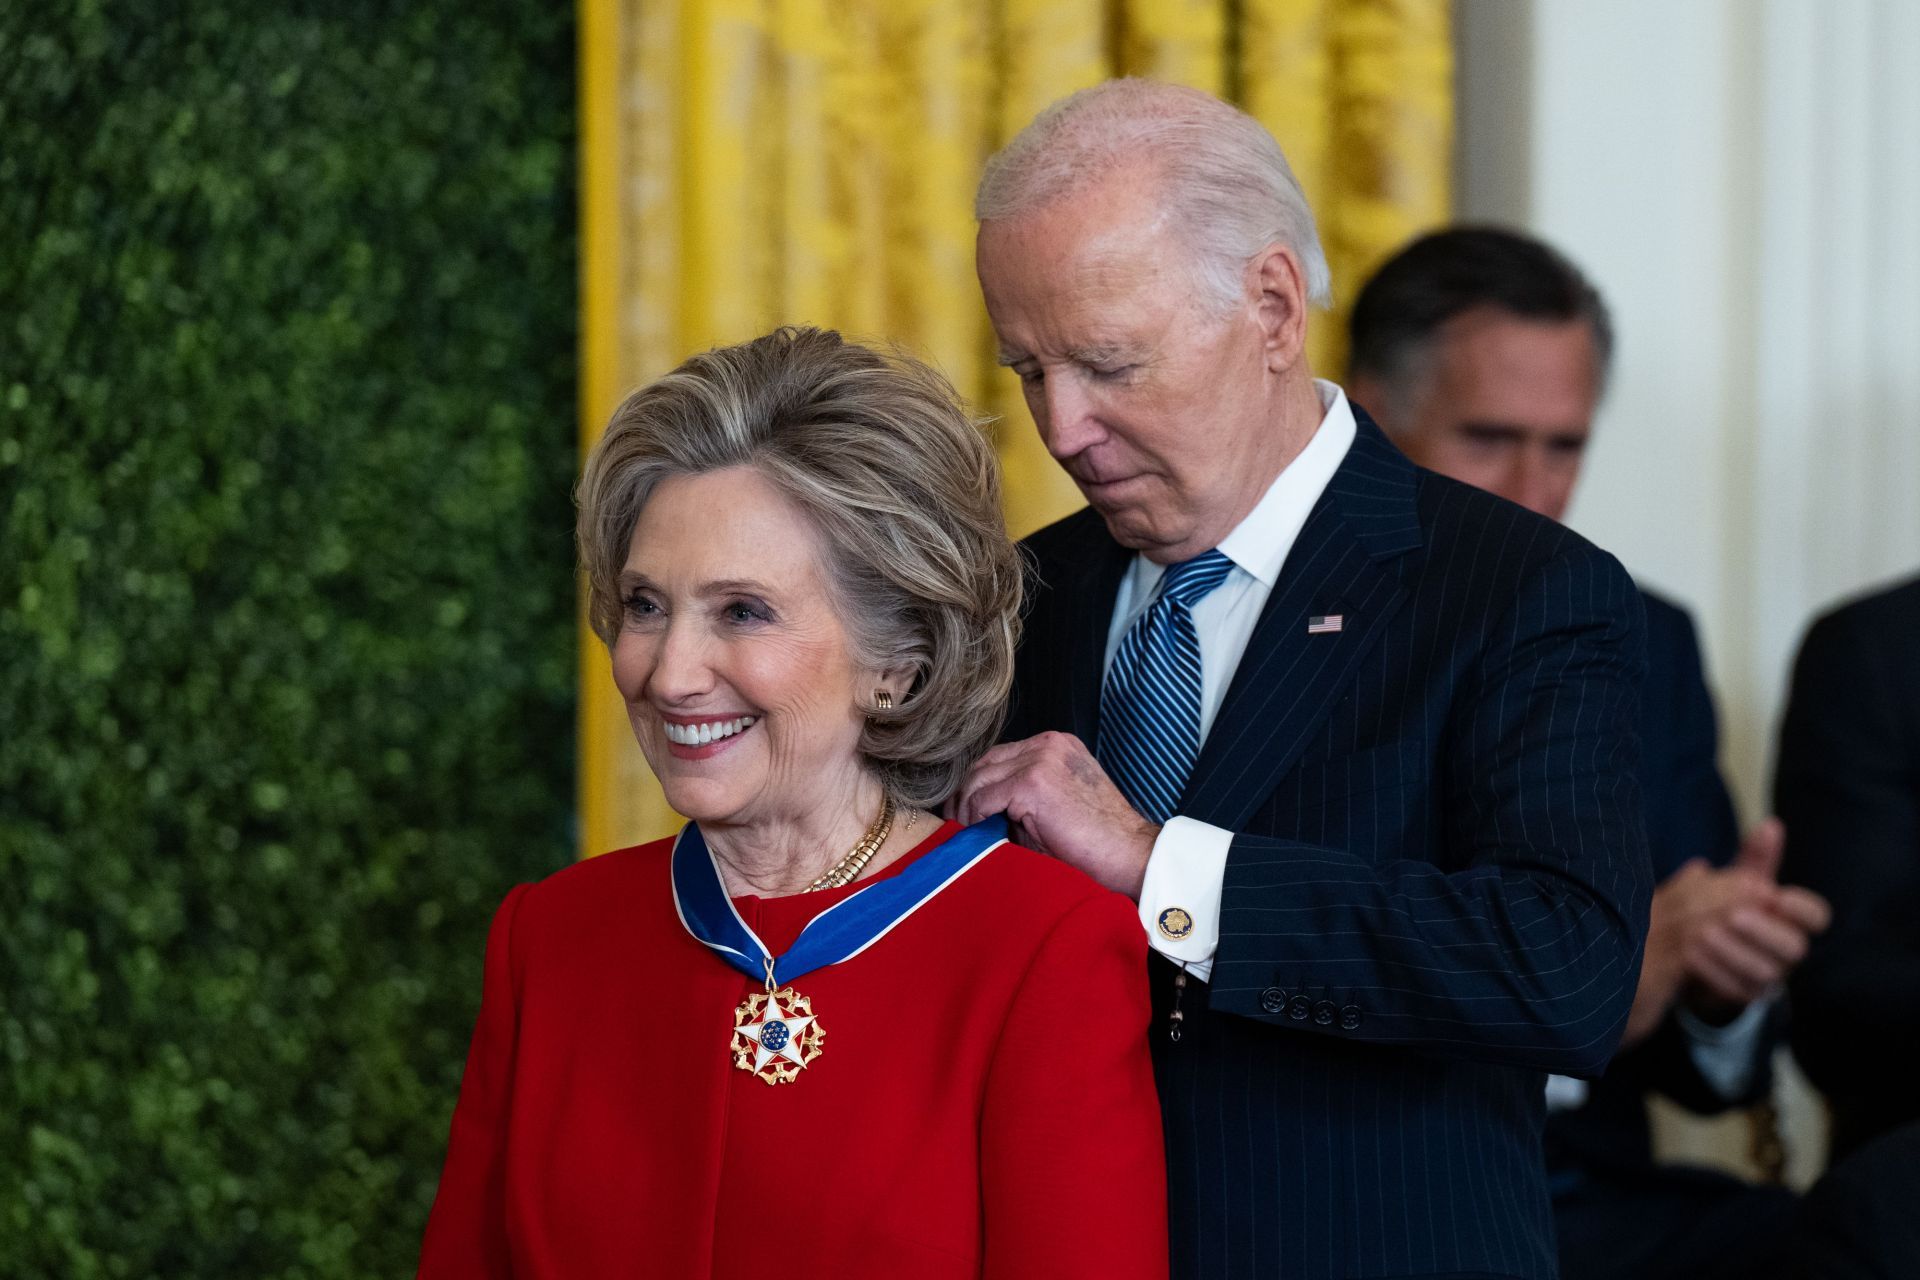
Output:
top-left (1625, 817), bottom-right (1832, 1045)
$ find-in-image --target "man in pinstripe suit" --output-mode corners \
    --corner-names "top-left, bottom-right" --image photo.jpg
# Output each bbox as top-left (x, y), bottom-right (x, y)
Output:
top-left (954, 80), bottom-right (1652, 1279)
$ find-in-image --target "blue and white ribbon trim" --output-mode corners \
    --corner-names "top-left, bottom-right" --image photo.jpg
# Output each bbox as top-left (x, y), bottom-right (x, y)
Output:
top-left (671, 815), bottom-right (1009, 987)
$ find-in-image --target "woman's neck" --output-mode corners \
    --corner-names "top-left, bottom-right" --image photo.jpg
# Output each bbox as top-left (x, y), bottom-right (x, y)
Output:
top-left (703, 774), bottom-right (926, 898)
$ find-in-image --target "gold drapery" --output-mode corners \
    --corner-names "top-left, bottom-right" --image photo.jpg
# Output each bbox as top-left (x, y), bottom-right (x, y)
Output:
top-left (577, 0), bottom-right (1452, 857)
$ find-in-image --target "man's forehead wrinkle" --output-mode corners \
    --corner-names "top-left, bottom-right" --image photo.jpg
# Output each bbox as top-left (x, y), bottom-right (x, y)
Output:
top-left (1004, 296), bottom-right (1154, 366)
top-left (1072, 242), bottom-right (1142, 293)
top-left (995, 272), bottom-right (1133, 358)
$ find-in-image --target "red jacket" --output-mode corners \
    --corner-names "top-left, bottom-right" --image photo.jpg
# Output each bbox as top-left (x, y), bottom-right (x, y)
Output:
top-left (418, 822), bottom-right (1169, 1278)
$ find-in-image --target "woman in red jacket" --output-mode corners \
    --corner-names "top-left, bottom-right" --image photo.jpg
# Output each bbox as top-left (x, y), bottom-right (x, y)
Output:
top-left (418, 327), bottom-right (1168, 1279)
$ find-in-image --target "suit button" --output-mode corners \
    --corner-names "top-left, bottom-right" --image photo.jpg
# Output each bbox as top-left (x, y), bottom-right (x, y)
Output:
top-left (1287, 994), bottom-right (1313, 1021)
top-left (1259, 987), bottom-right (1286, 1014)
top-left (1313, 1000), bottom-right (1336, 1026)
top-left (1340, 1005), bottom-right (1362, 1031)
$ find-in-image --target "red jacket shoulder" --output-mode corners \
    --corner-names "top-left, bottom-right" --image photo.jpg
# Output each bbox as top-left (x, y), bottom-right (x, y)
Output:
top-left (965, 839), bottom-right (1143, 947)
top-left (508, 834), bottom-right (677, 942)
top-left (973, 838), bottom-right (1108, 900)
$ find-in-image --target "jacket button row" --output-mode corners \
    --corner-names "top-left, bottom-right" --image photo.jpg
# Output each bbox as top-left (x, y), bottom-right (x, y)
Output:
top-left (1260, 988), bottom-right (1363, 1030)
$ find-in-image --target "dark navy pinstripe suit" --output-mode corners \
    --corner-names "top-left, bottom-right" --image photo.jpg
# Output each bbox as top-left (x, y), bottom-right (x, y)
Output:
top-left (1006, 411), bottom-right (1652, 1280)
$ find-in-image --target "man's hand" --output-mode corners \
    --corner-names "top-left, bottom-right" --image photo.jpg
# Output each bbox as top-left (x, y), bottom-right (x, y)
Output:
top-left (1622, 817), bottom-right (1831, 1046)
top-left (950, 732), bottom-right (1161, 898)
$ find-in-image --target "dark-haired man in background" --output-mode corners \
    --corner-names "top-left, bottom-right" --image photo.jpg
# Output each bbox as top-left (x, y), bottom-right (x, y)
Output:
top-left (1348, 227), bottom-right (1830, 1280)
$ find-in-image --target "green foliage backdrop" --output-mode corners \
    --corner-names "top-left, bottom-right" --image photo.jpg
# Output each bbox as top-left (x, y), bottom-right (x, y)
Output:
top-left (1, 6), bottom-right (576, 1275)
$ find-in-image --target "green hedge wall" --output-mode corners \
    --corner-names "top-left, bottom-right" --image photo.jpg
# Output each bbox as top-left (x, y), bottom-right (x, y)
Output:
top-left (1, 6), bottom-right (576, 1276)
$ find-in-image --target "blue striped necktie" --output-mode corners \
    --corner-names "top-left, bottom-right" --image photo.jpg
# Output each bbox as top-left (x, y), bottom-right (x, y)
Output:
top-left (1097, 549), bottom-right (1236, 824)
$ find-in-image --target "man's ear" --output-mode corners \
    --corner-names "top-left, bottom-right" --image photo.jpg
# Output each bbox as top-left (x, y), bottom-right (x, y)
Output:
top-left (1251, 243), bottom-right (1310, 374)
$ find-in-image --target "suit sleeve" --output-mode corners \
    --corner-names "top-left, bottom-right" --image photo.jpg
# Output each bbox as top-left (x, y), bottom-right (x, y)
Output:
top-left (417, 883), bottom-right (529, 1279)
top-left (1640, 601), bottom-right (1741, 878)
top-left (1208, 544), bottom-right (1652, 1077)
top-left (979, 891), bottom-right (1169, 1280)
top-left (1778, 606), bottom-right (1920, 1113)
top-left (1613, 600), bottom-right (1768, 1111)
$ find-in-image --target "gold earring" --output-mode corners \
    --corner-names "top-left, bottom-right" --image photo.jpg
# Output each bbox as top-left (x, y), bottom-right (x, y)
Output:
top-left (874, 690), bottom-right (894, 711)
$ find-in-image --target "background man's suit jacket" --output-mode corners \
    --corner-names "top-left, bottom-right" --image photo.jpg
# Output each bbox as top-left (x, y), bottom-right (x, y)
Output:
top-left (1778, 573), bottom-right (1920, 1161)
top-left (1006, 412), bottom-right (1652, 1280)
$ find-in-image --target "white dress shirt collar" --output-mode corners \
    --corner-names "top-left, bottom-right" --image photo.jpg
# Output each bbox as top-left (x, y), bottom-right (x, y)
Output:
top-left (1216, 379), bottom-right (1357, 586)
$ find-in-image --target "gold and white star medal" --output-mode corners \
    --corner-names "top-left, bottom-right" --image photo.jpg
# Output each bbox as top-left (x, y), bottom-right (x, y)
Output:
top-left (730, 964), bottom-right (825, 1085)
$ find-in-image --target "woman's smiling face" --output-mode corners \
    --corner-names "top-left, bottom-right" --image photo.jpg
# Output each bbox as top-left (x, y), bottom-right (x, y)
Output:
top-left (611, 466), bottom-right (877, 829)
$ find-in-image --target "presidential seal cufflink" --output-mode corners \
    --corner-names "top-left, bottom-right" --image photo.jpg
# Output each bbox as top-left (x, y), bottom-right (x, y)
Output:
top-left (1156, 906), bottom-right (1195, 940)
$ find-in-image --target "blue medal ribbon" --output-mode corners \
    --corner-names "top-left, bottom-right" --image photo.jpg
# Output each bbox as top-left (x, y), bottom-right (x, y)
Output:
top-left (672, 815), bottom-right (1009, 987)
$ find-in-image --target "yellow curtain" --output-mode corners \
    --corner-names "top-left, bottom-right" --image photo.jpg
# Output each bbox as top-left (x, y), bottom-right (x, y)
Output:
top-left (577, 0), bottom-right (1451, 857)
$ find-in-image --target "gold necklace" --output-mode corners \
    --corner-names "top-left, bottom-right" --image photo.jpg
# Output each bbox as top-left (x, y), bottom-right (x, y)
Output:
top-left (802, 792), bottom-right (896, 892)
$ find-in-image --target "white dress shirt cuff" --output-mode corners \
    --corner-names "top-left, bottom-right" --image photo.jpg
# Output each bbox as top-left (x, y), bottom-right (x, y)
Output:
top-left (1543, 1074), bottom-right (1591, 1112)
top-left (1137, 816), bottom-right (1233, 983)
top-left (1677, 996), bottom-right (1771, 1102)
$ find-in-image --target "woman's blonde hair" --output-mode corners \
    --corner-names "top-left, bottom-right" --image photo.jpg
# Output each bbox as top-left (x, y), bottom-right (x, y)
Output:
top-left (577, 327), bottom-right (1022, 809)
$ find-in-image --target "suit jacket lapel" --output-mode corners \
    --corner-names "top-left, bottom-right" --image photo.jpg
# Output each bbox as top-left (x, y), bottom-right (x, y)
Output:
top-left (1180, 412), bottom-right (1422, 832)
top-left (1029, 510), bottom-right (1132, 744)
top-left (1063, 532), bottom-right (1131, 743)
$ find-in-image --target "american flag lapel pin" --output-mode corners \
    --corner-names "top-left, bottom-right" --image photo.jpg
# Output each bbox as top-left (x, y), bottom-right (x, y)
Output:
top-left (1306, 614), bottom-right (1344, 635)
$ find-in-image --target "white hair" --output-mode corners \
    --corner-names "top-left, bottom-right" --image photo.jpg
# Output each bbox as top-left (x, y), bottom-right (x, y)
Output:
top-left (975, 78), bottom-right (1332, 310)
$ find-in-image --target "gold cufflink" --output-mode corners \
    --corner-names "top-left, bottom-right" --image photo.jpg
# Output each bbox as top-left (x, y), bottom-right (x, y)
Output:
top-left (1156, 907), bottom-right (1194, 940)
